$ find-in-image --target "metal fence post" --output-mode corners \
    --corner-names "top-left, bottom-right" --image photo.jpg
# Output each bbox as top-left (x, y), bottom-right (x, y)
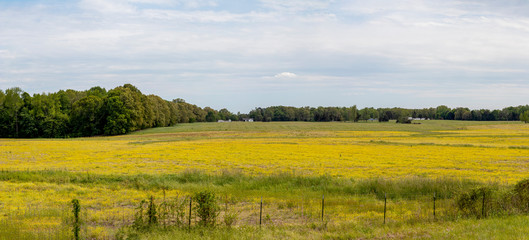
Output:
top-left (188, 197), bottom-right (192, 229)
top-left (433, 192), bottom-right (436, 221)
top-left (482, 191), bottom-right (486, 218)
top-left (322, 194), bottom-right (325, 222)
top-left (260, 196), bottom-right (263, 227)
top-left (383, 193), bottom-right (387, 224)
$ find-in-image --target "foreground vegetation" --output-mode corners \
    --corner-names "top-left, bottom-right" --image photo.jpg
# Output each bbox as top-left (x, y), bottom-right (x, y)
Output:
top-left (1, 120), bottom-right (529, 239)
top-left (1, 170), bottom-right (529, 239)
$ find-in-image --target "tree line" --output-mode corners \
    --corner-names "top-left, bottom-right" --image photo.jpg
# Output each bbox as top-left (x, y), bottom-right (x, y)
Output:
top-left (248, 105), bottom-right (529, 123)
top-left (1, 84), bottom-right (528, 138)
top-left (0, 84), bottom-right (236, 138)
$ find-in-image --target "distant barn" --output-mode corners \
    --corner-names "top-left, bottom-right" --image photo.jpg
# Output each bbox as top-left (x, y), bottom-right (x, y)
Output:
top-left (242, 118), bottom-right (254, 122)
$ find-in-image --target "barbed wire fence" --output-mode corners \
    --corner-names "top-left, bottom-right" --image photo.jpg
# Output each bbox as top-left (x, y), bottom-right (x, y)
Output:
top-left (2, 187), bottom-right (526, 240)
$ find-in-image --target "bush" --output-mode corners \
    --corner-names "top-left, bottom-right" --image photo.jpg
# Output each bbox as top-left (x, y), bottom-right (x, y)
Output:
top-left (223, 211), bottom-right (238, 227)
top-left (71, 199), bottom-right (81, 240)
top-left (193, 190), bottom-right (220, 227)
top-left (133, 200), bottom-right (148, 229)
top-left (456, 187), bottom-right (492, 218)
top-left (396, 116), bottom-right (411, 124)
top-left (147, 196), bottom-right (157, 226)
top-left (513, 179), bottom-right (529, 212)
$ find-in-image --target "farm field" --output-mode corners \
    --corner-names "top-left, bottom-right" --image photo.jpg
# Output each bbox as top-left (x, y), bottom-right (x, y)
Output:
top-left (1, 120), bottom-right (529, 239)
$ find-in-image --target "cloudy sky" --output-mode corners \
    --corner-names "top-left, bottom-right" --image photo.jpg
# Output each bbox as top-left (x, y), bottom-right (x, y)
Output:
top-left (1, 0), bottom-right (528, 112)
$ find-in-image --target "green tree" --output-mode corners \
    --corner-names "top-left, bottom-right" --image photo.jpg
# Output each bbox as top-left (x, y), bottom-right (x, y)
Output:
top-left (436, 105), bottom-right (451, 120)
top-left (3, 88), bottom-right (23, 137)
top-left (70, 95), bottom-right (104, 136)
top-left (193, 190), bottom-right (220, 227)
top-left (359, 107), bottom-right (378, 121)
top-left (521, 111), bottom-right (529, 123)
top-left (204, 107), bottom-right (219, 122)
top-left (396, 115), bottom-right (412, 124)
top-left (104, 95), bottom-right (130, 135)
top-left (40, 93), bottom-right (70, 138)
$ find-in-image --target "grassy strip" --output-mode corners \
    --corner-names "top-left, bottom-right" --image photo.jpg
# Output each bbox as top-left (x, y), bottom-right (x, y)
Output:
top-left (121, 215), bottom-right (529, 240)
top-left (0, 169), bottom-right (483, 199)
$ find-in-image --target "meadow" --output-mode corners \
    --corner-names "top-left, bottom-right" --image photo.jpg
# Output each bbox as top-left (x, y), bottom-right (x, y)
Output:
top-left (1, 120), bottom-right (529, 239)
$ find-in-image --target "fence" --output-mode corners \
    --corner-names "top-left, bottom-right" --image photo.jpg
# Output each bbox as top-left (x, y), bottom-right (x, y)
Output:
top-left (0, 190), bottom-right (503, 240)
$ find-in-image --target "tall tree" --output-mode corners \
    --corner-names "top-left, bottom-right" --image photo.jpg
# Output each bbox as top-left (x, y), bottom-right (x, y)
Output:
top-left (521, 111), bottom-right (529, 123)
top-left (3, 88), bottom-right (23, 137)
top-left (71, 95), bottom-right (104, 136)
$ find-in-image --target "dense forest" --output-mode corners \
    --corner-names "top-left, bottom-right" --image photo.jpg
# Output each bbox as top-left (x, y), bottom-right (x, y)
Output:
top-left (0, 84), bottom-right (236, 138)
top-left (1, 84), bottom-right (528, 138)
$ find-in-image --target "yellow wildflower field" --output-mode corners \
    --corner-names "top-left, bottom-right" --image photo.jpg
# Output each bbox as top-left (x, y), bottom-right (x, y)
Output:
top-left (1, 121), bottom-right (529, 239)
top-left (1, 122), bottom-right (528, 183)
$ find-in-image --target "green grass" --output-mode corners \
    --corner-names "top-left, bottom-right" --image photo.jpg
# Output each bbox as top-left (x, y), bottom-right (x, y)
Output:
top-left (0, 170), bottom-right (484, 199)
top-left (121, 214), bottom-right (529, 240)
top-left (0, 208), bottom-right (71, 240)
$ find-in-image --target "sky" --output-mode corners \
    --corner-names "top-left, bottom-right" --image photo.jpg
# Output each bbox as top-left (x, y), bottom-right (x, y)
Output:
top-left (1, 0), bottom-right (529, 113)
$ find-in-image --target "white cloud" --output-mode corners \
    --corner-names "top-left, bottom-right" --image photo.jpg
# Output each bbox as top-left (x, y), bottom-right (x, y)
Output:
top-left (260, 0), bottom-right (333, 12)
top-left (79, 0), bottom-right (138, 14)
top-left (0, 50), bottom-right (16, 59)
top-left (274, 72), bottom-right (297, 78)
top-left (141, 9), bottom-right (268, 22)
top-left (79, 0), bottom-right (219, 14)
top-left (180, 0), bottom-right (218, 9)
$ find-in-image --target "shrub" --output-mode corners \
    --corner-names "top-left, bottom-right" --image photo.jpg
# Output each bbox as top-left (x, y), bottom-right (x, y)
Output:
top-left (193, 190), bottom-right (220, 227)
top-left (456, 187), bottom-right (492, 218)
top-left (396, 116), bottom-right (411, 124)
top-left (513, 179), bottom-right (529, 212)
top-left (133, 200), bottom-right (147, 229)
top-left (223, 211), bottom-right (238, 227)
top-left (147, 196), bottom-right (157, 226)
top-left (71, 199), bottom-right (81, 240)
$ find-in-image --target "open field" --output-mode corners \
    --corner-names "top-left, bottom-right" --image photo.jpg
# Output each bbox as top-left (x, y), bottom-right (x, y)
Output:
top-left (1, 120), bottom-right (529, 239)
top-left (2, 121), bottom-right (529, 182)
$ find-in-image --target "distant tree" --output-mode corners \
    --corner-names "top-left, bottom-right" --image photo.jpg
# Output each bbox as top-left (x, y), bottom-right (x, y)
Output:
top-left (41, 94), bottom-right (70, 138)
top-left (3, 88), bottom-right (24, 137)
top-left (453, 107), bottom-right (470, 120)
top-left (462, 111), bottom-right (472, 120)
top-left (521, 111), bottom-right (529, 123)
top-left (104, 95), bottom-right (130, 135)
top-left (471, 110), bottom-right (482, 121)
top-left (436, 105), bottom-right (451, 120)
top-left (396, 115), bottom-right (412, 124)
top-left (70, 95), bottom-right (104, 136)
top-left (218, 108), bottom-right (235, 121)
top-left (378, 111), bottom-right (390, 122)
top-left (248, 108), bottom-right (263, 121)
top-left (359, 107), bottom-right (378, 121)
top-left (295, 107), bottom-right (311, 121)
top-left (263, 108), bottom-right (274, 122)
top-left (87, 86), bottom-right (107, 98)
top-left (204, 107), bottom-right (218, 122)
